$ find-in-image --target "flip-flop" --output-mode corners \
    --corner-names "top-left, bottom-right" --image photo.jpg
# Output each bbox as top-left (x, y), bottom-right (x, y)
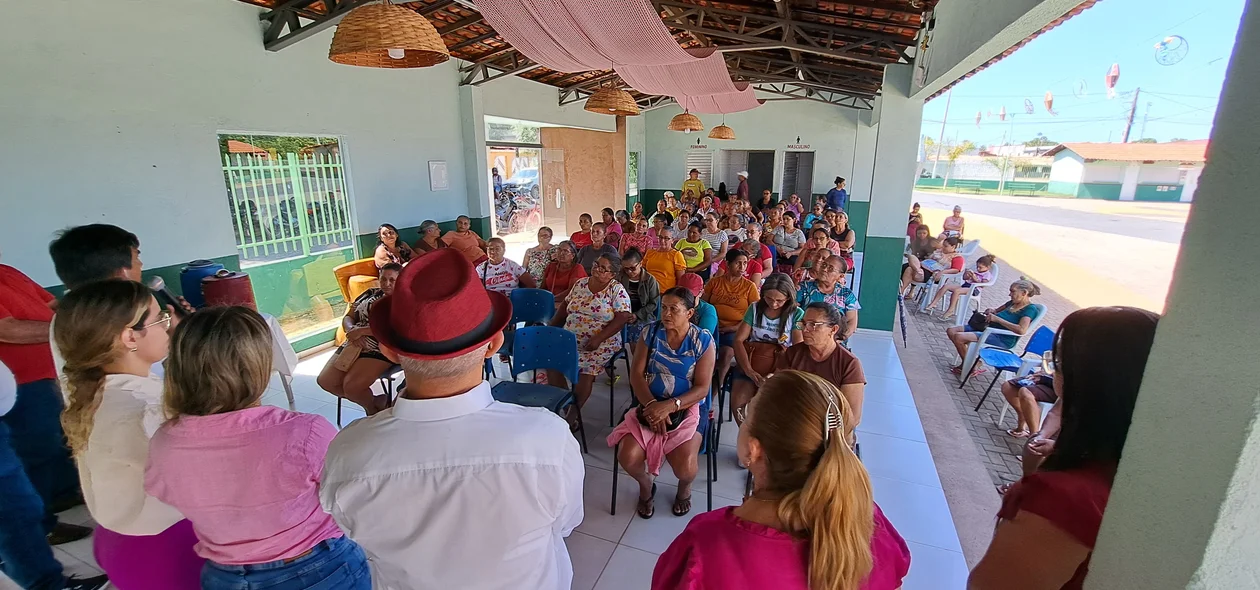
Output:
top-left (637, 483), bottom-right (657, 519)
top-left (672, 493), bottom-right (692, 517)
top-left (1006, 428), bottom-right (1031, 438)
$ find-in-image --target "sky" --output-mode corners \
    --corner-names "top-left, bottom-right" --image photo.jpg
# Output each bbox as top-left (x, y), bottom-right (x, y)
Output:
top-left (920, 0), bottom-right (1246, 148)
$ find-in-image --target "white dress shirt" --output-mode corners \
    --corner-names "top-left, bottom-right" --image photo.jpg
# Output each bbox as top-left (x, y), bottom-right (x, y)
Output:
top-left (80, 374), bottom-right (185, 535)
top-left (321, 381), bottom-right (584, 590)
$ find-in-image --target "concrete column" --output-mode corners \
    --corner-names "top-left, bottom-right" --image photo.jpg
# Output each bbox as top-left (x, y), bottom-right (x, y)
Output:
top-left (847, 113), bottom-right (879, 254)
top-left (1181, 167), bottom-right (1202, 202)
top-left (857, 64), bottom-right (923, 330)
top-left (1119, 163), bottom-right (1139, 201)
top-left (458, 83), bottom-right (492, 236)
top-left (1087, 3), bottom-right (1260, 587)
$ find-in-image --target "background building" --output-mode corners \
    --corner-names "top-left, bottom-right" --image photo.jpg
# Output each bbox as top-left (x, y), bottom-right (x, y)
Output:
top-left (1045, 140), bottom-right (1207, 201)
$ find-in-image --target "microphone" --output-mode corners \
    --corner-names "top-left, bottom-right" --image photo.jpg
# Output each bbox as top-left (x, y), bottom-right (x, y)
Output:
top-left (147, 276), bottom-right (189, 318)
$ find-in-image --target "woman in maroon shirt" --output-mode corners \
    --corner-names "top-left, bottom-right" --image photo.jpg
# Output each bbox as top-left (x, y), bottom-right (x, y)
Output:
top-left (969, 306), bottom-right (1160, 590)
top-left (542, 241), bottom-right (587, 307)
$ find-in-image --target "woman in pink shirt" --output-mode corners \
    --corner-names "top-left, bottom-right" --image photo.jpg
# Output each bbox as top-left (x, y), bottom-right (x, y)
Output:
top-left (653, 370), bottom-right (910, 590)
top-left (144, 307), bottom-right (371, 590)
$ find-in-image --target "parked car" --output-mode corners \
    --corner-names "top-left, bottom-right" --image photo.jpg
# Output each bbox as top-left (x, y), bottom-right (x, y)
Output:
top-left (503, 168), bottom-right (540, 199)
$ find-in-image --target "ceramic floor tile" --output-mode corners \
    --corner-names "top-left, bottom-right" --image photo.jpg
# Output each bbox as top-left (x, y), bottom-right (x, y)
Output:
top-left (619, 481), bottom-right (740, 555)
top-left (863, 374), bottom-right (918, 408)
top-left (565, 532), bottom-right (617, 590)
top-left (871, 475), bottom-right (962, 552)
top-left (592, 545), bottom-right (660, 590)
top-left (56, 535), bottom-right (100, 571)
top-left (647, 448), bottom-right (749, 505)
top-left (576, 466), bottom-right (638, 543)
top-left (56, 505), bottom-right (94, 527)
top-left (856, 350), bottom-right (909, 379)
top-left (52, 546), bottom-right (101, 577)
top-left (902, 541), bottom-right (969, 590)
top-left (0, 574), bottom-right (17, 590)
top-left (846, 333), bottom-right (899, 360)
top-left (855, 400), bottom-right (927, 443)
top-left (858, 432), bottom-right (942, 488)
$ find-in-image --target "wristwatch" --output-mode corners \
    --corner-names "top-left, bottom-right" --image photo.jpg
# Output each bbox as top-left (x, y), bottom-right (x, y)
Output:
top-left (674, 398), bottom-right (682, 410)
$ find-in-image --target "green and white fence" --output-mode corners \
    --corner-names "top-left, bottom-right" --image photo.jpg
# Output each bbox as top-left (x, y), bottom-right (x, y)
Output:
top-left (221, 152), bottom-right (354, 264)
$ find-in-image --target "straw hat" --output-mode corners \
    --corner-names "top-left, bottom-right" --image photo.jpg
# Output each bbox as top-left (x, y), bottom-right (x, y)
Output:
top-left (584, 87), bottom-right (641, 116)
top-left (329, 2), bottom-right (450, 69)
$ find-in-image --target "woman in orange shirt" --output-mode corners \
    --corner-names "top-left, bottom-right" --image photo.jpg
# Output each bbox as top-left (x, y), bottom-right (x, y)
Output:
top-left (642, 227), bottom-right (686, 291)
top-left (441, 215), bottom-right (488, 263)
top-left (702, 249), bottom-right (760, 388)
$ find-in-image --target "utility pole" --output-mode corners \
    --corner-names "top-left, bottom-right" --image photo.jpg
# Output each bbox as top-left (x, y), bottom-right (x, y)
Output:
top-left (1121, 87), bottom-right (1141, 143)
top-left (1138, 101), bottom-right (1153, 139)
top-left (931, 89), bottom-right (952, 178)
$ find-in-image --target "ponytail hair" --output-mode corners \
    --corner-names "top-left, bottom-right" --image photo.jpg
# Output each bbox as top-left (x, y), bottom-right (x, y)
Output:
top-left (54, 279), bottom-right (154, 457)
top-left (749, 371), bottom-right (874, 590)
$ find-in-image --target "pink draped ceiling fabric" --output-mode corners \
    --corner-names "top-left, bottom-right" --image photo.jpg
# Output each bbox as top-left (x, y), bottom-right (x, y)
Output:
top-left (477, 0), bottom-right (762, 114)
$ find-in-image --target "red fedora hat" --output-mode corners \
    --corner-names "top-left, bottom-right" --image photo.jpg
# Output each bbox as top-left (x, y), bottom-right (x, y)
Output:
top-left (369, 248), bottom-right (512, 360)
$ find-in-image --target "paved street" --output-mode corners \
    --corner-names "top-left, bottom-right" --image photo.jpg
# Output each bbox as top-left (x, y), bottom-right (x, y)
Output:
top-left (912, 191), bottom-right (1189, 312)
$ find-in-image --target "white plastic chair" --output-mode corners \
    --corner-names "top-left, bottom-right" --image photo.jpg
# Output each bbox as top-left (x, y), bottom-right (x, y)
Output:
top-left (958, 303), bottom-right (1048, 382)
top-left (957, 238), bottom-right (981, 257)
top-left (916, 270), bottom-right (961, 313)
top-left (261, 312), bottom-right (300, 409)
top-left (950, 263), bottom-right (1001, 325)
top-left (998, 394), bottom-right (1055, 429)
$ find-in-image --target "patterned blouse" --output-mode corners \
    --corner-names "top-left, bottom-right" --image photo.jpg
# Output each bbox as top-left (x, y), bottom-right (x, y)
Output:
top-left (348, 288), bottom-right (386, 352)
top-left (524, 245), bottom-right (555, 283)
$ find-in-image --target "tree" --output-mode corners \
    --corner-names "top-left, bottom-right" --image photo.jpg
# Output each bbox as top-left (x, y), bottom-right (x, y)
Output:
top-left (1170, 137), bottom-right (1189, 142)
top-left (943, 140), bottom-right (976, 184)
top-left (1133, 138), bottom-right (1158, 143)
top-left (1024, 133), bottom-right (1055, 147)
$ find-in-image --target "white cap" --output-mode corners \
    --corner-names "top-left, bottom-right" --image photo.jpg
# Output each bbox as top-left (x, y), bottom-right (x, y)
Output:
top-left (663, 191), bottom-right (675, 198)
top-left (737, 171), bottom-right (749, 177)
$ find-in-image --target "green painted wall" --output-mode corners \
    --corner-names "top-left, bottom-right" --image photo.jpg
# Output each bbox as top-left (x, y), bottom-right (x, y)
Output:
top-left (1048, 181), bottom-right (1080, 195)
top-left (1077, 183), bottom-right (1123, 200)
top-left (914, 178), bottom-right (1050, 192)
top-left (354, 216), bottom-right (492, 257)
top-left (845, 200), bottom-right (870, 253)
top-left (856, 236), bottom-right (905, 331)
top-left (1135, 184), bottom-right (1184, 202)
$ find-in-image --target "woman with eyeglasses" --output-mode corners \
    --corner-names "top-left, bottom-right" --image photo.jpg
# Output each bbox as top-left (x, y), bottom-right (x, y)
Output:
top-left (616, 248), bottom-right (661, 352)
top-left (550, 254), bottom-right (633, 425)
top-left (373, 224), bottom-right (413, 268)
top-left (414, 220), bottom-right (447, 256)
top-left (774, 303), bottom-right (866, 442)
top-left (317, 263), bottom-right (402, 415)
top-left (797, 255), bottom-right (860, 343)
top-left (543, 241), bottom-right (587, 308)
top-left (608, 287), bottom-right (716, 519)
top-left (969, 307), bottom-right (1160, 590)
top-left (55, 280), bottom-right (203, 588)
top-left (946, 278), bottom-right (1041, 377)
top-left (653, 371), bottom-right (909, 590)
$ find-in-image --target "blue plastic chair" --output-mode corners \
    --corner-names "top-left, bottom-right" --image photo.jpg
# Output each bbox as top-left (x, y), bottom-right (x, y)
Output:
top-left (972, 325), bottom-right (1055, 411)
top-left (491, 326), bottom-right (587, 453)
top-left (610, 389), bottom-right (717, 515)
top-left (493, 289), bottom-right (556, 380)
top-left (607, 324), bottom-right (636, 426)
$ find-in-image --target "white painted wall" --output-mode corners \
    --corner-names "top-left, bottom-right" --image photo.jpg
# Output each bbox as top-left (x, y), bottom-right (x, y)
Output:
top-left (643, 99), bottom-right (862, 197)
top-left (1181, 167), bottom-right (1203, 202)
top-left (480, 75), bottom-right (617, 132)
top-left (0, 0), bottom-right (473, 286)
top-left (1136, 164), bottom-right (1183, 184)
top-left (1082, 162), bottom-right (1127, 183)
top-left (1119, 164), bottom-right (1141, 200)
top-left (914, 0), bottom-right (1087, 98)
top-left (1049, 152), bottom-right (1085, 183)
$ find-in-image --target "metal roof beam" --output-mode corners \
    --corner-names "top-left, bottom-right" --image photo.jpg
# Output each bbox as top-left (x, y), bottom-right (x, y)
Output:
top-left (446, 30), bottom-right (499, 51)
top-left (261, 0), bottom-right (375, 52)
top-left (653, 0), bottom-right (907, 47)
top-left (753, 83), bottom-right (874, 110)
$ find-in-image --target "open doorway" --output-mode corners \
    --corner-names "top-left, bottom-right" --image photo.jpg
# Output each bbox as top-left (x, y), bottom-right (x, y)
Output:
top-left (782, 151), bottom-right (815, 200)
top-left (747, 151), bottom-right (776, 198)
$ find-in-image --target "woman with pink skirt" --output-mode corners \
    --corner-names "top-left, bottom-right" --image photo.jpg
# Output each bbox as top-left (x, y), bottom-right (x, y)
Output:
top-left (608, 287), bottom-right (716, 519)
top-left (53, 280), bottom-right (203, 588)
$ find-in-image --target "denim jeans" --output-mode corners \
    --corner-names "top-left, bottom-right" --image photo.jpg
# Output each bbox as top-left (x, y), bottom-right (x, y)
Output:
top-left (0, 379), bottom-right (80, 530)
top-left (0, 422), bottom-right (66, 590)
top-left (201, 536), bottom-right (371, 590)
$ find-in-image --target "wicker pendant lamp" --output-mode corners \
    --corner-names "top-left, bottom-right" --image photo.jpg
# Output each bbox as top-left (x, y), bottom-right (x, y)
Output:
top-left (584, 87), bottom-right (641, 116)
top-left (708, 115), bottom-right (735, 140)
top-left (667, 110), bottom-right (704, 134)
top-left (329, 1), bottom-right (450, 68)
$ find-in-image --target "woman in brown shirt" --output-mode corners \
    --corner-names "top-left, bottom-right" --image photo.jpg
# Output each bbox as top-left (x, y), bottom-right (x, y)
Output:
top-left (774, 302), bottom-right (866, 439)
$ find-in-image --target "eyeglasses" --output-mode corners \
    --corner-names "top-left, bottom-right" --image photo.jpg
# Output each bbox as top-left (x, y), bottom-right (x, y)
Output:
top-left (134, 310), bottom-right (171, 332)
top-left (800, 321), bottom-right (834, 331)
top-left (1042, 351), bottom-right (1058, 375)
top-left (593, 265), bottom-right (614, 274)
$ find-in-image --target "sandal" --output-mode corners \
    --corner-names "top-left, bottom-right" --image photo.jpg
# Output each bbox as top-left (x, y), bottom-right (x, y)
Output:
top-left (672, 493), bottom-right (692, 517)
top-left (1006, 428), bottom-right (1031, 438)
top-left (637, 483), bottom-right (657, 519)
top-left (949, 365), bottom-right (963, 375)
top-left (997, 483), bottom-right (1013, 495)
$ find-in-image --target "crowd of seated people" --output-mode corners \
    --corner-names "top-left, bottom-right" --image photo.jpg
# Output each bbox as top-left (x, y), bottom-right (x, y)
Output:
top-left (7, 182), bottom-right (1162, 590)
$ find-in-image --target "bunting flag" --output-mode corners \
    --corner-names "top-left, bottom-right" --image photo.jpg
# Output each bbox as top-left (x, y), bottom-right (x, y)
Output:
top-left (1105, 63), bottom-right (1120, 99)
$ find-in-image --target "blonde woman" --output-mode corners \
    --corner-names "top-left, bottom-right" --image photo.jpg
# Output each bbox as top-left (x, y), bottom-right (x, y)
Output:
top-left (56, 280), bottom-right (203, 588)
top-left (653, 371), bottom-right (910, 590)
top-left (145, 307), bottom-right (371, 590)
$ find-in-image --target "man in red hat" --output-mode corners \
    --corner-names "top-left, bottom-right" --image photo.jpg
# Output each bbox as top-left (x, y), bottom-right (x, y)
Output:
top-left (320, 248), bottom-right (584, 590)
